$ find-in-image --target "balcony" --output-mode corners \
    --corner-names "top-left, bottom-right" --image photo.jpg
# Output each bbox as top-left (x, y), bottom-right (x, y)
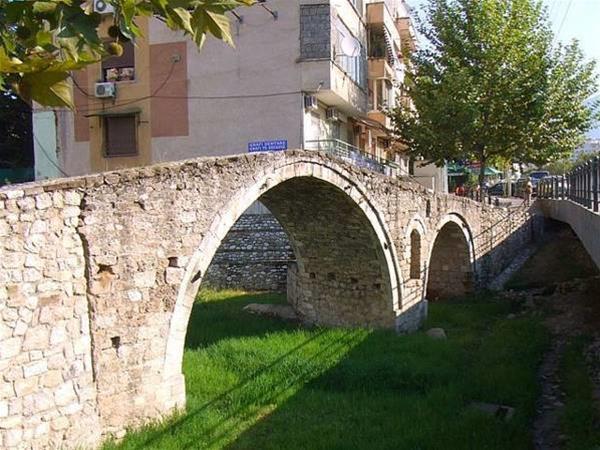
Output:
top-left (305, 139), bottom-right (399, 176)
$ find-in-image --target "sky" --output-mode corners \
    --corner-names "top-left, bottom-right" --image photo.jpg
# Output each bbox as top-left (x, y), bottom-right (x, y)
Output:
top-left (406, 0), bottom-right (600, 137)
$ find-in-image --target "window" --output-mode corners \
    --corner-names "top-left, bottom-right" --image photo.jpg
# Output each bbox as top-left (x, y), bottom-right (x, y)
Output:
top-left (368, 26), bottom-right (386, 58)
top-left (349, 0), bottom-right (363, 15)
top-left (102, 41), bottom-right (135, 82)
top-left (104, 115), bottom-right (138, 157)
top-left (334, 19), bottom-right (367, 88)
top-left (410, 230), bottom-right (421, 280)
top-left (375, 79), bottom-right (393, 110)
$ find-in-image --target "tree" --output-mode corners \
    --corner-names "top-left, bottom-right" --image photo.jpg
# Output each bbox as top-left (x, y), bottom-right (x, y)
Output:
top-left (390, 0), bottom-right (598, 193)
top-left (0, 0), bottom-right (253, 107)
top-left (0, 90), bottom-right (33, 169)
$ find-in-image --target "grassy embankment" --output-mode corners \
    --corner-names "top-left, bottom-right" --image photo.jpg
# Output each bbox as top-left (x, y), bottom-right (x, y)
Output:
top-left (103, 289), bottom-right (548, 450)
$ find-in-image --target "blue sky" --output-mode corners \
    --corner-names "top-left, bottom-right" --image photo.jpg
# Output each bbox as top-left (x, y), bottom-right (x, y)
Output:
top-left (407, 0), bottom-right (600, 137)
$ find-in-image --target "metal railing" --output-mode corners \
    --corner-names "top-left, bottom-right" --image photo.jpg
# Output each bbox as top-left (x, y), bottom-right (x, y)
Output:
top-left (538, 156), bottom-right (600, 213)
top-left (304, 139), bottom-right (400, 176)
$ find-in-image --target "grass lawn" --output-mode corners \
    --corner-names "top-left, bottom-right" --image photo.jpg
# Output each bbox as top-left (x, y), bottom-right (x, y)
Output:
top-left (103, 289), bottom-right (548, 450)
top-left (560, 336), bottom-right (600, 450)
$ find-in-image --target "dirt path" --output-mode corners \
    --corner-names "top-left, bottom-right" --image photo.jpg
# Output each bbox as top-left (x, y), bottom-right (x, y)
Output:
top-left (502, 222), bottom-right (600, 449)
top-left (504, 279), bottom-right (600, 449)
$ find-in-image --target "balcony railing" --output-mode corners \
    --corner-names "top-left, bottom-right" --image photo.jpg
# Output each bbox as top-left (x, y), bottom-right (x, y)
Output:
top-left (305, 139), bottom-right (400, 176)
top-left (538, 156), bottom-right (600, 213)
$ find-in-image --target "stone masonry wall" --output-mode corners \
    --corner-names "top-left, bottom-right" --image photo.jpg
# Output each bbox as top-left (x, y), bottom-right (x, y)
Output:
top-left (203, 213), bottom-right (295, 292)
top-left (0, 187), bottom-right (100, 449)
top-left (0, 150), bottom-right (542, 449)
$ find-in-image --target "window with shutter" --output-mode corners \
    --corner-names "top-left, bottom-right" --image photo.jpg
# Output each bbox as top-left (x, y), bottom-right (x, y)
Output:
top-left (104, 115), bottom-right (138, 157)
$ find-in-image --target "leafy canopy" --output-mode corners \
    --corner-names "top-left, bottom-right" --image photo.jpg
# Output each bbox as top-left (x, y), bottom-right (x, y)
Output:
top-left (0, 0), bottom-right (254, 107)
top-left (390, 0), bottom-right (598, 185)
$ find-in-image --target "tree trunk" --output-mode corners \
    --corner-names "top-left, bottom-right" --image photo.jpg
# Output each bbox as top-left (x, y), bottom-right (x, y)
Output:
top-left (478, 159), bottom-right (486, 202)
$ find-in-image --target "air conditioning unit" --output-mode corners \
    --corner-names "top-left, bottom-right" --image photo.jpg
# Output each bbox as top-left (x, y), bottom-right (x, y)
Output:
top-left (93, 0), bottom-right (115, 14)
top-left (325, 107), bottom-right (339, 122)
top-left (94, 82), bottom-right (116, 98)
top-left (304, 95), bottom-right (318, 110)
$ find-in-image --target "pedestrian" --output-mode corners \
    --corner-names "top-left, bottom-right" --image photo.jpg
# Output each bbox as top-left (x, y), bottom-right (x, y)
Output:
top-left (524, 177), bottom-right (533, 206)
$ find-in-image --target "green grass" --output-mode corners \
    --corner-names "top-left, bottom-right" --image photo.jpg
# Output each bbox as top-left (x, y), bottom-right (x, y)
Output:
top-left (560, 336), bottom-right (600, 450)
top-left (103, 290), bottom-right (548, 450)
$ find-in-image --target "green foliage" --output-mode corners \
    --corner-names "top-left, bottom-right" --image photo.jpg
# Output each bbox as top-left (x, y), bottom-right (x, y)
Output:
top-left (390, 0), bottom-right (598, 188)
top-left (103, 290), bottom-right (548, 449)
top-left (560, 336), bottom-right (600, 450)
top-left (543, 150), bottom-right (600, 174)
top-left (0, 90), bottom-right (33, 169)
top-left (0, 0), bottom-right (254, 107)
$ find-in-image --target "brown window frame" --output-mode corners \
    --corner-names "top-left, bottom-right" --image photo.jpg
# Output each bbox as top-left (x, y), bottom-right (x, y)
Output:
top-left (102, 40), bottom-right (135, 82)
top-left (102, 114), bottom-right (139, 158)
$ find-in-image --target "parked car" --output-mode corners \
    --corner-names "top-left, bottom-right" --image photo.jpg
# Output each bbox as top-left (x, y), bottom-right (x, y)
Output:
top-left (488, 180), bottom-right (517, 196)
top-left (528, 170), bottom-right (550, 181)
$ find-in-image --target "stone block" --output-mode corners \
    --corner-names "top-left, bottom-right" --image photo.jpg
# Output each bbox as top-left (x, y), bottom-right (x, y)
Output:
top-left (54, 381), bottom-right (76, 407)
top-left (2, 252), bottom-right (25, 269)
top-left (23, 268), bottom-right (42, 282)
top-left (0, 220), bottom-right (9, 237)
top-left (29, 219), bottom-right (47, 234)
top-left (62, 205), bottom-right (81, 219)
top-left (0, 401), bottom-right (7, 418)
top-left (23, 360), bottom-right (48, 378)
top-left (24, 254), bottom-right (43, 269)
top-left (34, 421), bottom-right (49, 438)
top-left (134, 271), bottom-right (156, 288)
top-left (64, 191), bottom-right (81, 206)
top-left (14, 377), bottom-right (38, 397)
top-left (165, 267), bottom-right (184, 285)
top-left (41, 370), bottom-right (63, 388)
top-left (13, 320), bottom-right (27, 336)
top-left (17, 197), bottom-right (35, 211)
top-left (50, 325), bottom-right (67, 347)
top-left (4, 427), bottom-right (22, 447)
top-left (0, 337), bottom-right (22, 359)
top-left (0, 323), bottom-right (12, 340)
top-left (50, 416), bottom-right (69, 431)
top-left (32, 391), bottom-right (54, 412)
top-left (35, 193), bottom-right (53, 210)
top-left (22, 327), bottom-right (49, 351)
top-left (127, 290), bottom-right (142, 302)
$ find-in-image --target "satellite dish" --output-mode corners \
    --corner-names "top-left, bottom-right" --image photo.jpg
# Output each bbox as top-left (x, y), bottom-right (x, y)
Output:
top-left (340, 36), bottom-right (361, 58)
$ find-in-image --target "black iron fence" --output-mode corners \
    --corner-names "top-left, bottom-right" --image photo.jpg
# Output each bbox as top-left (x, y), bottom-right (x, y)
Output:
top-left (538, 156), bottom-right (600, 213)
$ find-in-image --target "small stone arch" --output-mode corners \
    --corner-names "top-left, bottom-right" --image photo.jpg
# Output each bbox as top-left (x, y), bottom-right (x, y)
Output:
top-left (404, 216), bottom-right (427, 282)
top-left (410, 230), bottom-right (422, 280)
top-left (161, 159), bottom-right (404, 401)
top-left (425, 213), bottom-right (475, 301)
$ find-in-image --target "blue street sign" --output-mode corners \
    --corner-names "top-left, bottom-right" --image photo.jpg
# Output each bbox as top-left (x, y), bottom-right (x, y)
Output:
top-left (248, 140), bottom-right (288, 153)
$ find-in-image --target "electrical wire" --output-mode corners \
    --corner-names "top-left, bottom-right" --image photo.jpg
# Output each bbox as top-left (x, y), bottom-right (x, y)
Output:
top-left (553, 0), bottom-right (573, 44)
top-left (33, 134), bottom-right (70, 177)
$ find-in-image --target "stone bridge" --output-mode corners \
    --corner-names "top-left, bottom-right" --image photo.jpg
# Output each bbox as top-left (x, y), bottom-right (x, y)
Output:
top-left (0, 150), bottom-right (540, 449)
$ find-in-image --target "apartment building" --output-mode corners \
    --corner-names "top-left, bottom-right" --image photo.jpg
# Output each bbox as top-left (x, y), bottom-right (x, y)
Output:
top-left (34, 0), bottom-right (446, 191)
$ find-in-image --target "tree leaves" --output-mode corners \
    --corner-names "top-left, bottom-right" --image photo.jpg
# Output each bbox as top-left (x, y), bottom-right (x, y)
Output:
top-left (390, 0), bottom-right (598, 182)
top-left (0, 0), bottom-right (255, 107)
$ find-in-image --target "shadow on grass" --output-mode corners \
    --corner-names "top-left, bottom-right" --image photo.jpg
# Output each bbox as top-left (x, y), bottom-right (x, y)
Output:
top-left (225, 299), bottom-right (548, 450)
top-left (104, 293), bottom-right (549, 450)
top-left (185, 290), bottom-right (299, 349)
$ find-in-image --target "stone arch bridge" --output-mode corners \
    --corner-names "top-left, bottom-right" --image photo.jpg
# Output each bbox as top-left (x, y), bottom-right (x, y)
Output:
top-left (0, 151), bottom-right (539, 448)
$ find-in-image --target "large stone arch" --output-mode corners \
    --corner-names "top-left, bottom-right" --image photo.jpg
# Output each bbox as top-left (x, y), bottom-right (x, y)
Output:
top-left (425, 213), bottom-right (476, 301)
top-left (162, 159), bottom-right (403, 395)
